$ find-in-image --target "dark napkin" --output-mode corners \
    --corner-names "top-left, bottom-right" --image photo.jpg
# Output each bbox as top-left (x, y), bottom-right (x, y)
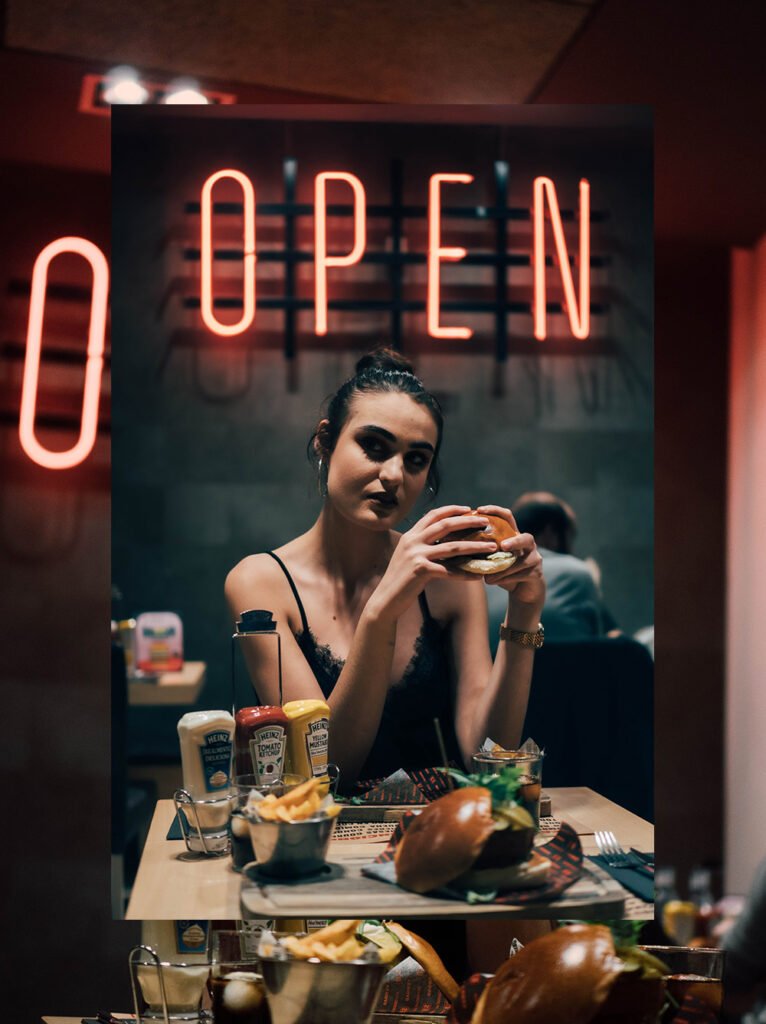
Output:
top-left (167, 816), bottom-right (183, 840)
top-left (165, 816), bottom-right (233, 842)
top-left (362, 816), bottom-right (583, 905)
top-left (350, 771), bottom-right (429, 806)
top-left (446, 973), bottom-right (490, 1024)
top-left (376, 961), bottom-right (451, 1015)
top-left (445, 976), bottom-right (720, 1024)
top-left (350, 766), bottom-right (456, 805)
top-left (405, 766), bottom-right (456, 801)
top-left (587, 854), bottom-right (654, 902)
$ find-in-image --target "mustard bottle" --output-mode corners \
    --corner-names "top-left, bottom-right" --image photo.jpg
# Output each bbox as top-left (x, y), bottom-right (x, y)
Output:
top-left (282, 699), bottom-right (330, 792)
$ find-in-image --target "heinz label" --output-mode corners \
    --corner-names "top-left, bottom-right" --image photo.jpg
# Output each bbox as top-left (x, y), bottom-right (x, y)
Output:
top-left (305, 717), bottom-right (330, 776)
top-left (199, 729), bottom-right (232, 792)
top-left (249, 724), bottom-right (286, 785)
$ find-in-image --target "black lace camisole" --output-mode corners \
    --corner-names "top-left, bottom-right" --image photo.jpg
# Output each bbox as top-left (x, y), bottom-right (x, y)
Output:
top-left (267, 551), bottom-right (464, 781)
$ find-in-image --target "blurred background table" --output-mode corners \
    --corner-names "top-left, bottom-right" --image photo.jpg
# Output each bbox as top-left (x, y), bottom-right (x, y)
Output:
top-left (128, 660), bottom-right (206, 706)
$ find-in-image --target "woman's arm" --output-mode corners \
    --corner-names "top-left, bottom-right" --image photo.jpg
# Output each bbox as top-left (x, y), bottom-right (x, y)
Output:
top-left (327, 505), bottom-right (509, 781)
top-left (227, 556), bottom-right (400, 781)
top-left (447, 507), bottom-right (545, 764)
top-left (225, 554), bottom-right (330, 705)
top-left (225, 508), bottom-right (499, 782)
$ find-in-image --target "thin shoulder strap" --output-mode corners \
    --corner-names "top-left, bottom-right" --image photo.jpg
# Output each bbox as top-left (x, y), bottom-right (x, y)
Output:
top-left (418, 589), bottom-right (432, 622)
top-left (267, 551), bottom-right (310, 635)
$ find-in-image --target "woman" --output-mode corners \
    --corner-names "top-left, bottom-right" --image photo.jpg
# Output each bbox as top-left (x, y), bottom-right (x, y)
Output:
top-left (225, 349), bottom-right (545, 787)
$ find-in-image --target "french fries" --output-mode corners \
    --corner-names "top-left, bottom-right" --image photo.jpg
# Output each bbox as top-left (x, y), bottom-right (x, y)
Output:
top-left (247, 776), bottom-right (341, 823)
top-left (280, 919), bottom-right (366, 962)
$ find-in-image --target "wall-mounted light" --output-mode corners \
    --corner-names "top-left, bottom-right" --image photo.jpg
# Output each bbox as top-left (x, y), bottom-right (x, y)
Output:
top-left (163, 79), bottom-right (210, 105)
top-left (79, 71), bottom-right (235, 115)
top-left (101, 65), bottom-right (149, 105)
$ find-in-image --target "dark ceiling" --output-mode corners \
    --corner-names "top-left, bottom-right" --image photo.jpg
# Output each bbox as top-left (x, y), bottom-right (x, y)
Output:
top-left (1, 0), bottom-right (764, 245)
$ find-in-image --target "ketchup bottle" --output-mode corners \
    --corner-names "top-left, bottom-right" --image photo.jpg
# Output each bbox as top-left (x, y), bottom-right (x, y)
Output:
top-left (234, 706), bottom-right (289, 782)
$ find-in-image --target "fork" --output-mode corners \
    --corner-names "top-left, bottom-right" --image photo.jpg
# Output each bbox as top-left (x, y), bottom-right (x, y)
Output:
top-left (594, 830), bottom-right (653, 874)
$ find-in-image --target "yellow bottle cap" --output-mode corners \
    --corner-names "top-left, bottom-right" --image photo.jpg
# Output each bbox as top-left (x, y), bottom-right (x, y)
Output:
top-left (282, 699), bottom-right (330, 718)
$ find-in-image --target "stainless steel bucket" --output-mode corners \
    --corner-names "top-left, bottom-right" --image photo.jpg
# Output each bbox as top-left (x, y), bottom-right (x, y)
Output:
top-left (258, 955), bottom-right (388, 1024)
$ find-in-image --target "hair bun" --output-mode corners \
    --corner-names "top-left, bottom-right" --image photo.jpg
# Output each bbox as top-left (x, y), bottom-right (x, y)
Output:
top-left (355, 347), bottom-right (416, 377)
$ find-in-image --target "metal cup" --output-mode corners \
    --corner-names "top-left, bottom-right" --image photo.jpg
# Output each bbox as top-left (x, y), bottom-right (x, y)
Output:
top-left (231, 775), bottom-right (308, 873)
top-left (258, 954), bottom-right (388, 1024)
top-left (245, 814), bottom-right (336, 878)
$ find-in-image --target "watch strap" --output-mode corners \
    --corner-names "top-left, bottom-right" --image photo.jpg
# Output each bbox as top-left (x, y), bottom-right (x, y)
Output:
top-left (499, 622), bottom-right (545, 649)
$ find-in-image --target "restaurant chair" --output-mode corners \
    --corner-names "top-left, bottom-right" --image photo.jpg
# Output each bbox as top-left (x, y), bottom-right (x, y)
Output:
top-left (522, 636), bottom-right (654, 822)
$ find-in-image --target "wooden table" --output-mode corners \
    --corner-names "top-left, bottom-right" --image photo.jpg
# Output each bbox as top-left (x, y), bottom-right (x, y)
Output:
top-left (128, 661), bottom-right (206, 706)
top-left (125, 787), bottom-right (653, 921)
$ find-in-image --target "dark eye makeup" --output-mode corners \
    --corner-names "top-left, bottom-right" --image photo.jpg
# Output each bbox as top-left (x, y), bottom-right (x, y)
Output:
top-left (357, 433), bottom-right (431, 473)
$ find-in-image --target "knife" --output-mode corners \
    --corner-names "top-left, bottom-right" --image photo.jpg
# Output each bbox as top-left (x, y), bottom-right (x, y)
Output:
top-left (629, 848), bottom-right (655, 868)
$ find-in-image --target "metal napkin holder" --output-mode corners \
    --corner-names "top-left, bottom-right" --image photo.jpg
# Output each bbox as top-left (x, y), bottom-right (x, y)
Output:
top-left (172, 788), bottom-right (231, 857)
top-left (128, 944), bottom-right (211, 1024)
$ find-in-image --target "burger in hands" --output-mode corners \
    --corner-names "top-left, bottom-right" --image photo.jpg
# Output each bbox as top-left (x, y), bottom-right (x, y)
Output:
top-left (471, 923), bottom-right (669, 1024)
top-left (394, 765), bottom-right (548, 896)
top-left (442, 511), bottom-right (519, 576)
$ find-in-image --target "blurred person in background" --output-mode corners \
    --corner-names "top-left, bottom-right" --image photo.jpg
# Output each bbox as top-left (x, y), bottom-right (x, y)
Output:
top-left (718, 855), bottom-right (766, 1022)
top-left (486, 491), bottom-right (618, 654)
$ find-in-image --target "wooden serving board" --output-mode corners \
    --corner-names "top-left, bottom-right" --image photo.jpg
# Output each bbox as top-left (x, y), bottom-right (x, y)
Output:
top-left (339, 792), bottom-right (552, 822)
top-left (239, 851), bottom-right (624, 920)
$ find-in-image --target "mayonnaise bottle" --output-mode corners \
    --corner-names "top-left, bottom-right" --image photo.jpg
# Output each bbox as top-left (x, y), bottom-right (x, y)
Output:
top-left (177, 710), bottom-right (235, 798)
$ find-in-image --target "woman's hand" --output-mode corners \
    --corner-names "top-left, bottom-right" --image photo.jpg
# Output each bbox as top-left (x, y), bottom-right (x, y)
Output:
top-left (475, 504), bottom-right (546, 613)
top-left (366, 505), bottom-right (498, 624)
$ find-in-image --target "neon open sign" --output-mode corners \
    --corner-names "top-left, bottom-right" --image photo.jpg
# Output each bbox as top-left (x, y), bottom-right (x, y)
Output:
top-left (200, 170), bottom-right (592, 342)
top-left (19, 172), bottom-right (591, 469)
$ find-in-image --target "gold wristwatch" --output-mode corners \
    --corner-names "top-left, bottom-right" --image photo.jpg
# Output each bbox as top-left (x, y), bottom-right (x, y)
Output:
top-left (499, 621), bottom-right (545, 649)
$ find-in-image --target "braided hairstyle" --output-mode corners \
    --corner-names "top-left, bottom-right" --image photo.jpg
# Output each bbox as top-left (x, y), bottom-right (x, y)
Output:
top-left (309, 347), bottom-right (444, 496)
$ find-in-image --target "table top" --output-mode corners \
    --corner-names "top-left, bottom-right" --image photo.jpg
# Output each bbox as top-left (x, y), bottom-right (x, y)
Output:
top-left (125, 787), bottom-right (653, 921)
top-left (128, 661), bottom-right (206, 706)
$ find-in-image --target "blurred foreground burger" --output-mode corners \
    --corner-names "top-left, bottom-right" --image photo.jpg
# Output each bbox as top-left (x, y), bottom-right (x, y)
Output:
top-left (443, 512), bottom-right (519, 575)
top-left (472, 924), bottom-right (668, 1024)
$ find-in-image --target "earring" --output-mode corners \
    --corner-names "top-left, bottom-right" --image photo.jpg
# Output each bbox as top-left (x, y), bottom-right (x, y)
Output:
top-left (317, 457), bottom-right (328, 498)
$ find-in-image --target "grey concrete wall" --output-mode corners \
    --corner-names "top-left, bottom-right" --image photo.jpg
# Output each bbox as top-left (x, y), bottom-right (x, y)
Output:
top-left (112, 110), bottom-right (652, 756)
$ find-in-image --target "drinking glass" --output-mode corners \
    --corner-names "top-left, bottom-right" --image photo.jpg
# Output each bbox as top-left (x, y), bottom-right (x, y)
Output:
top-left (210, 929), bottom-right (271, 1024)
top-left (640, 945), bottom-right (724, 1020)
top-left (471, 750), bottom-right (544, 828)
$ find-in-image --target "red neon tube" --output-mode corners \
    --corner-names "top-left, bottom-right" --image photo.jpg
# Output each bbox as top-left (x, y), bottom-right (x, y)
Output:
top-left (427, 173), bottom-right (474, 339)
top-left (533, 177), bottom-right (591, 341)
top-left (19, 236), bottom-right (108, 470)
top-left (314, 172), bottom-right (366, 336)
top-left (200, 169), bottom-right (256, 336)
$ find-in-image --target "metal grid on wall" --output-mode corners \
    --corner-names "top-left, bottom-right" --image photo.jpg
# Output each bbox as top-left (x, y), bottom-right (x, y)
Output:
top-left (179, 158), bottom-right (611, 368)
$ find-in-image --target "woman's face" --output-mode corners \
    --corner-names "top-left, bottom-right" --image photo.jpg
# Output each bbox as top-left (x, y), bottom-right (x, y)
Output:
top-left (323, 391), bottom-right (439, 530)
